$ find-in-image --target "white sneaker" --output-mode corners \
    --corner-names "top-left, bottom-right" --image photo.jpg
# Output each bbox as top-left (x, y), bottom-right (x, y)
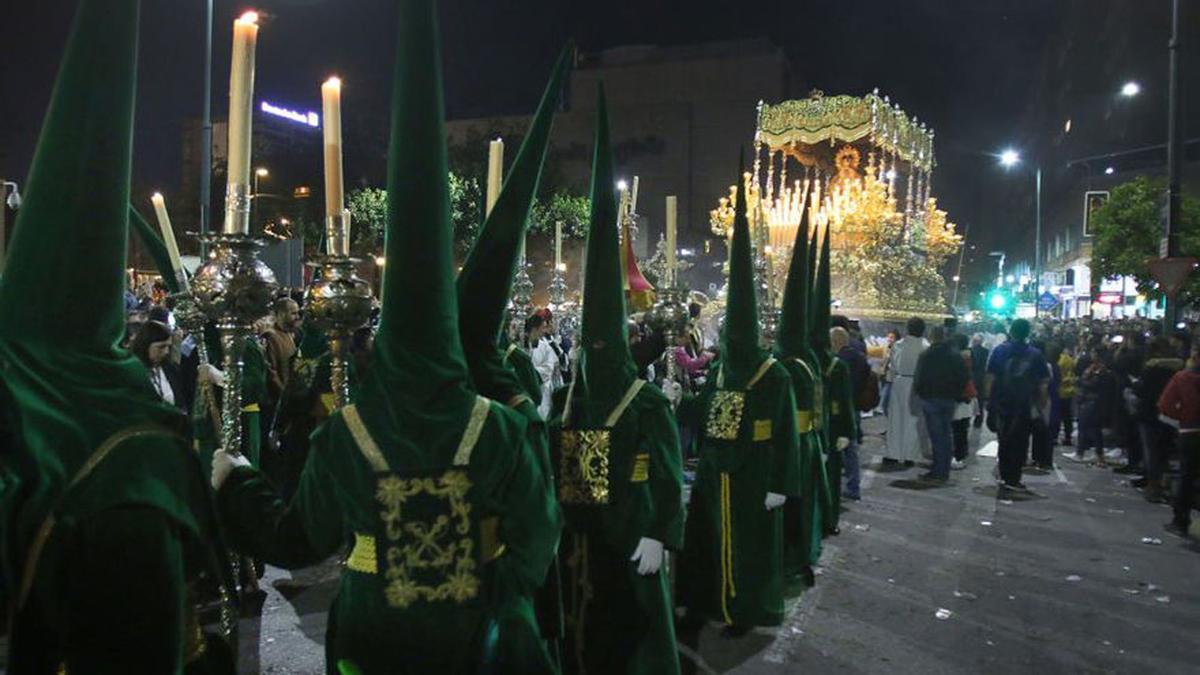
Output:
top-left (951, 459), bottom-right (967, 470)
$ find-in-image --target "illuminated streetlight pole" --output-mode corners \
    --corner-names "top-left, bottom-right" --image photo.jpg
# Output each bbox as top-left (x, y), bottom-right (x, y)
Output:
top-left (999, 149), bottom-right (1041, 309)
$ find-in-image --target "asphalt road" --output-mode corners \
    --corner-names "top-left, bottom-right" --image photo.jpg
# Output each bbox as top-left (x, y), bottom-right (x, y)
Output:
top-left (234, 414), bottom-right (1200, 674)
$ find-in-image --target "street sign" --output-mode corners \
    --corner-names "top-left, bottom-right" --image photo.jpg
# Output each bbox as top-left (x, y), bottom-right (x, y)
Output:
top-left (1037, 291), bottom-right (1058, 311)
top-left (1146, 256), bottom-right (1198, 297)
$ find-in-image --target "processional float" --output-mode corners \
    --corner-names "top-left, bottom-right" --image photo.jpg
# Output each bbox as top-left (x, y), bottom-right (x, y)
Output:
top-left (711, 89), bottom-right (962, 325)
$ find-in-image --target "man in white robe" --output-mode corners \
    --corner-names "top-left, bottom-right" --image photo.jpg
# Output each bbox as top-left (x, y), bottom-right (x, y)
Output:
top-left (885, 317), bottom-right (931, 463)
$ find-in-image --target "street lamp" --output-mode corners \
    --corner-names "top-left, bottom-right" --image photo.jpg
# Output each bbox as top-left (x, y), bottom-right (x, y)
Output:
top-left (1121, 81), bottom-right (1141, 98)
top-left (998, 148), bottom-right (1042, 309)
top-left (1105, 166), bottom-right (1115, 175)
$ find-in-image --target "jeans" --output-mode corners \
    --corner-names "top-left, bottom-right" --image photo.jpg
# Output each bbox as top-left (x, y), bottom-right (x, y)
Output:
top-left (1172, 432), bottom-right (1200, 527)
top-left (952, 418), bottom-right (970, 461)
top-left (998, 413), bottom-right (1034, 486)
top-left (1140, 420), bottom-right (1175, 484)
top-left (880, 381), bottom-right (893, 415)
top-left (1052, 399), bottom-right (1074, 444)
top-left (921, 398), bottom-right (956, 479)
top-left (1031, 419), bottom-right (1054, 468)
top-left (1077, 406), bottom-right (1105, 459)
top-left (843, 439), bottom-right (861, 497)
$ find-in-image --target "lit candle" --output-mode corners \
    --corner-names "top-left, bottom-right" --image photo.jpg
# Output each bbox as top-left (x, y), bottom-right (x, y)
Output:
top-left (665, 196), bottom-right (677, 282)
top-left (151, 192), bottom-right (188, 291)
top-left (555, 220), bottom-right (563, 270)
top-left (321, 76), bottom-right (349, 255)
top-left (224, 11), bottom-right (259, 234)
top-left (630, 175), bottom-right (640, 214)
top-left (486, 138), bottom-right (503, 216)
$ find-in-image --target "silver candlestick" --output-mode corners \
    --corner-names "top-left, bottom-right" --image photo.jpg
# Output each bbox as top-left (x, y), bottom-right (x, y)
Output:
top-left (191, 233), bottom-right (278, 457)
top-left (305, 251), bottom-right (373, 409)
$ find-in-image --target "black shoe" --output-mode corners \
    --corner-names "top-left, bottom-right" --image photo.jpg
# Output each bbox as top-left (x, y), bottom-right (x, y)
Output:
top-left (1113, 465), bottom-right (1141, 475)
top-left (904, 460), bottom-right (915, 468)
top-left (882, 458), bottom-right (899, 465)
top-left (1002, 481), bottom-right (1029, 492)
top-left (918, 472), bottom-right (949, 484)
top-left (1025, 466), bottom-right (1050, 476)
top-left (1164, 521), bottom-right (1190, 539)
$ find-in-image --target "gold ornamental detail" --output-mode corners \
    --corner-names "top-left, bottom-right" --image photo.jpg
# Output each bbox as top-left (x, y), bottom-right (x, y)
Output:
top-left (559, 430), bottom-right (612, 505)
top-left (706, 391), bottom-right (747, 441)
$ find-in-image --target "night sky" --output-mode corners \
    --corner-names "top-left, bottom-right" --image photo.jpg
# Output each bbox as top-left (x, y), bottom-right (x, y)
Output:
top-left (0, 1), bottom-right (1190, 286)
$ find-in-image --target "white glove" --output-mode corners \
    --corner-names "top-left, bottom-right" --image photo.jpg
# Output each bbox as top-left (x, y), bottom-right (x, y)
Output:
top-left (662, 380), bottom-right (683, 408)
top-left (629, 537), bottom-right (665, 575)
top-left (764, 492), bottom-right (786, 510)
top-left (837, 437), bottom-right (851, 451)
top-left (198, 363), bottom-right (226, 388)
top-left (211, 449), bottom-right (251, 490)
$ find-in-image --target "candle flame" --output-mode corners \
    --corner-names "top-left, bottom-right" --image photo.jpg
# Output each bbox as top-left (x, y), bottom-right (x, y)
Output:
top-left (324, 76), bottom-right (342, 89)
top-left (151, 192), bottom-right (164, 202)
top-left (238, 10), bottom-right (259, 24)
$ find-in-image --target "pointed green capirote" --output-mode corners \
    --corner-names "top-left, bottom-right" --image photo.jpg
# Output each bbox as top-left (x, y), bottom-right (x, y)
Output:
top-left (572, 84), bottom-right (637, 414)
top-left (0, 3), bottom-right (139, 346)
top-left (774, 207), bottom-right (812, 358)
top-left (358, 0), bottom-right (475, 422)
top-left (457, 47), bottom-right (571, 402)
top-left (813, 223), bottom-right (832, 353)
top-left (805, 225), bottom-right (819, 345)
top-left (129, 205), bottom-right (181, 294)
top-left (0, 0), bottom-right (209, 572)
top-left (719, 152), bottom-right (767, 389)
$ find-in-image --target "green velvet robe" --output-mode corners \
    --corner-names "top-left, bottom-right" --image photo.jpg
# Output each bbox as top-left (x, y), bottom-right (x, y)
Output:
top-left (778, 355), bottom-right (828, 579)
top-left (7, 431), bottom-right (234, 675)
top-left (504, 343), bottom-right (543, 406)
top-left (217, 398), bottom-right (559, 674)
top-left (677, 360), bottom-right (801, 627)
top-left (818, 354), bottom-right (858, 534)
top-left (548, 384), bottom-right (683, 675)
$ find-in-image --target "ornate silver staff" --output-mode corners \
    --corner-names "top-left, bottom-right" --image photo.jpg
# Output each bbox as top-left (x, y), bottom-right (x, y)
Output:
top-left (646, 195), bottom-right (691, 399)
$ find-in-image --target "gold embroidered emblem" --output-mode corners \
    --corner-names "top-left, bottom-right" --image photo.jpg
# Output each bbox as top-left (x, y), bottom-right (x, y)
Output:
top-left (631, 453), bottom-right (650, 482)
top-left (753, 419), bottom-right (772, 441)
top-left (559, 430), bottom-right (611, 505)
top-left (374, 472), bottom-right (479, 609)
top-left (706, 390), bottom-right (746, 440)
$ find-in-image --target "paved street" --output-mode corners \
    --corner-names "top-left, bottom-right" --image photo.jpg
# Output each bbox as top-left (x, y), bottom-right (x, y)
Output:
top-left (238, 415), bottom-right (1200, 674)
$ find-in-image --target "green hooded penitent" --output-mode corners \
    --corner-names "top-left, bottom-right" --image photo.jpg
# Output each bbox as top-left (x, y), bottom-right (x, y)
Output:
top-left (677, 155), bottom-right (800, 628)
top-left (547, 85), bottom-right (683, 675)
top-left (455, 49), bottom-right (570, 656)
top-left (216, 1), bottom-right (560, 673)
top-left (458, 48), bottom-right (570, 409)
top-left (0, 1), bottom-right (229, 671)
top-left (773, 209), bottom-right (830, 581)
top-left (813, 224), bottom-right (857, 535)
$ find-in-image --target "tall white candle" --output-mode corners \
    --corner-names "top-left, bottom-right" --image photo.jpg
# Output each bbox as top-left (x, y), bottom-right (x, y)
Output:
top-left (630, 175), bottom-right (640, 214)
top-left (486, 138), bottom-right (503, 216)
top-left (321, 77), bottom-right (344, 219)
top-left (555, 220), bottom-right (563, 269)
top-left (151, 192), bottom-right (187, 291)
top-left (225, 11), bottom-right (259, 234)
top-left (665, 195), bottom-right (677, 282)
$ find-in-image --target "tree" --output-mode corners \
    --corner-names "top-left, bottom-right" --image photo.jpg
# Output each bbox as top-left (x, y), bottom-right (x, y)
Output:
top-left (341, 176), bottom-right (483, 256)
top-left (1090, 176), bottom-right (1200, 299)
top-left (529, 189), bottom-right (590, 238)
top-left (347, 187), bottom-right (389, 254)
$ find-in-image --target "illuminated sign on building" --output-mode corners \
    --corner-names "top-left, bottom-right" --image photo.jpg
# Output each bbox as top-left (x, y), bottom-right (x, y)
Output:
top-left (260, 101), bottom-right (319, 128)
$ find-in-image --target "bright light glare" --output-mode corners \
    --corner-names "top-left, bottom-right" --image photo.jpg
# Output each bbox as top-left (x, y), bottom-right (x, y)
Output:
top-left (1121, 81), bottom-right (1140, 97)
top-left (1105, 166), bottom-right (1115, 175)
top-left (990, 294), bottom-right (1006, 310)
top-left (999, 149), bottom-right (1020, 167)
top-left (238, 11), bottom-right (259, 24)
top-left (255, 167), bottom-right (269, 177)
top-left (617, 180), bottom-right (628, 191)
top-left (1005, 274), bottom-right (1015, 284)
top-left (885, 169), bottom-right (897, 180)
top-left (952, 275), bottom-right (961, 282)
